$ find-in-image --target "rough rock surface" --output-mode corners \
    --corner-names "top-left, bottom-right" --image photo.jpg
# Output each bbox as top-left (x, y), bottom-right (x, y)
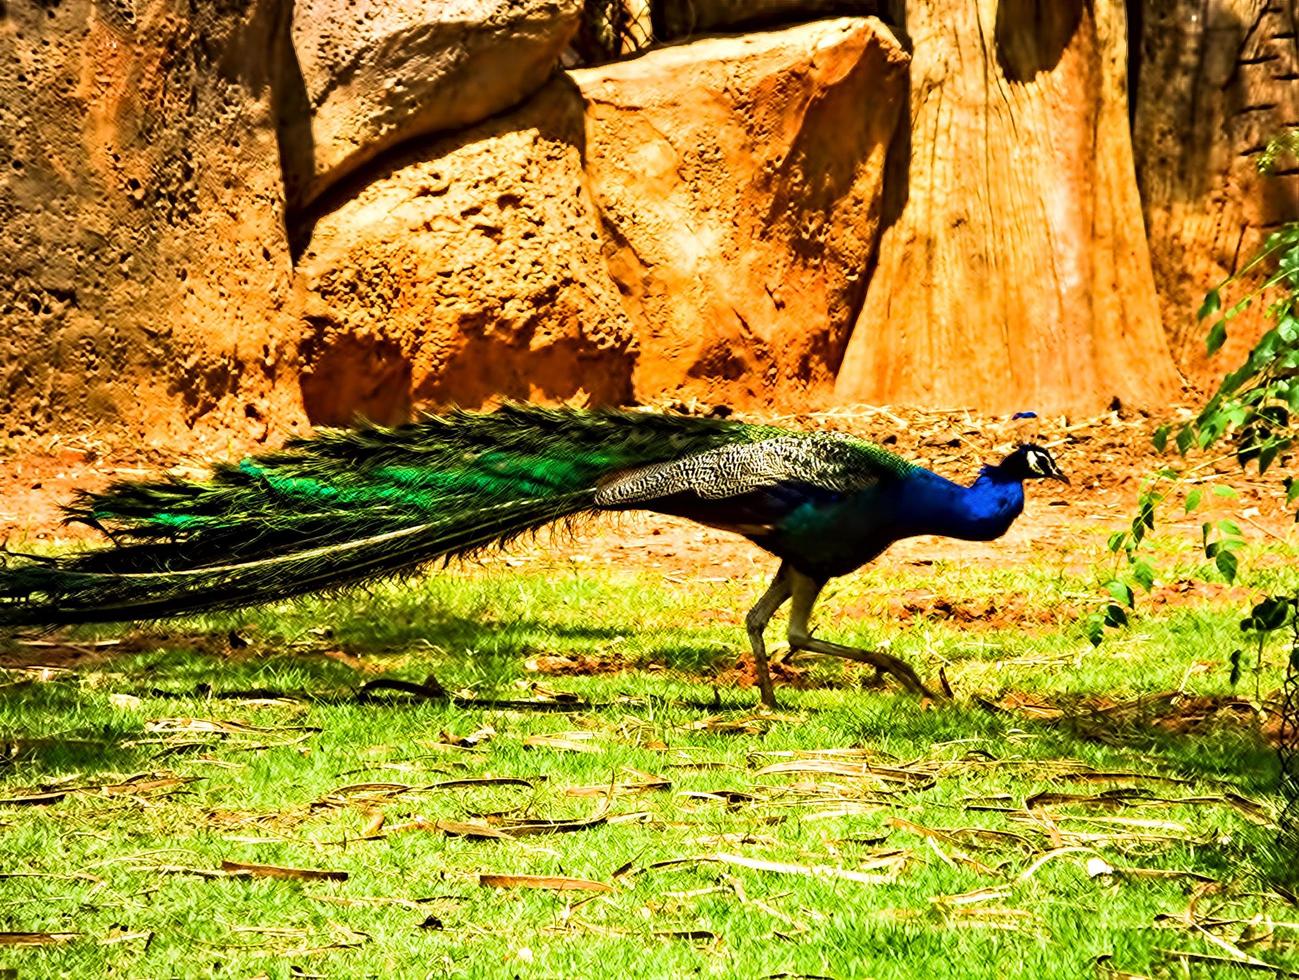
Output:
top-left (284, 0), bottom-right (581, 207)
top-left (835, 0), bottom-right (1178, 414)
top-left (0, 0), bottom-right (300, 449)
top-left (295, 78), bottom-right (636, 424)
top-left (1132, 0), bottom-right (1299, 384)
top-left (572, 17), bottom-right (909, 410)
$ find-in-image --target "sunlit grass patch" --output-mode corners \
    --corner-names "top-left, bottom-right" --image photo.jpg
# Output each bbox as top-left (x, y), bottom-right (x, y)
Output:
top-left (0, 561), bottom-right (1295, 978)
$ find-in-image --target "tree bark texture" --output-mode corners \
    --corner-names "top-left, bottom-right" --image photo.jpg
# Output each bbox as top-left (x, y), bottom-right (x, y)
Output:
top-left (834, 0), bottom-right (1179, 413)
top-left (1132, 0), bottom-right (1299, 384)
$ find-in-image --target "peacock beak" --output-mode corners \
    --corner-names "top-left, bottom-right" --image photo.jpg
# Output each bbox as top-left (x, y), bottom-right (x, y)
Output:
top-left (1051, 469), bottom-right (1070, 485)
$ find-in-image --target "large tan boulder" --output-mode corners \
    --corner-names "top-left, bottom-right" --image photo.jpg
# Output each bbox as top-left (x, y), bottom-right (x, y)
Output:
top-left (1133, 0), bottom-right (1299, 385)
top-left (0, 0), bottom-right (301, 449)
top-left (294, 78), bottom-right (637, 424)
top-left (835, 0), bottom-right (1178, 414)
top-left (571, 17), bottom-right (909, 410)
top-left (285, 0), bottom-right (582, 207)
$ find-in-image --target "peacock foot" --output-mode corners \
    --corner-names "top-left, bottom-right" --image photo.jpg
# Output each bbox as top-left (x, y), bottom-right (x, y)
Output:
top-left (787, 634), bottom-right (943, 700)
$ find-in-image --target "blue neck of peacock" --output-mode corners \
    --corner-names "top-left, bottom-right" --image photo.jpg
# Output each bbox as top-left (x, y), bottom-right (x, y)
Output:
top-left (901, 466), bottom-right (1026, 542)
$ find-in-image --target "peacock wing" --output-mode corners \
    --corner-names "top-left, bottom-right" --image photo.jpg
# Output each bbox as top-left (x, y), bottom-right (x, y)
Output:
top-left (592, 435), bottom-right (912, 509)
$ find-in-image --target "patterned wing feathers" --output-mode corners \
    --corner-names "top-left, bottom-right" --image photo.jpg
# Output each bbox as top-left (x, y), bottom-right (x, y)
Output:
top-left (593, 435), bottom-right (911, 506)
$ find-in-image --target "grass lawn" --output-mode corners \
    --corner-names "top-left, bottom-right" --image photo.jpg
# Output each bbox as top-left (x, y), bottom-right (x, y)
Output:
top-left (1, 555), bottom-right (1296, 978)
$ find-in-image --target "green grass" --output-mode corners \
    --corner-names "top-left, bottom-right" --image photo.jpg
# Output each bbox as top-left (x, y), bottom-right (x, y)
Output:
top-left (1, 559), bottom-right (1296, 979)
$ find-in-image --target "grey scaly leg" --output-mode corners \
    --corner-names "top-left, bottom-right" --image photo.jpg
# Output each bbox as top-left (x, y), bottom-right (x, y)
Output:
top-left (786, 569), bottom-right (940, 699)
top-left (745, 563), bottom-right (793, 709)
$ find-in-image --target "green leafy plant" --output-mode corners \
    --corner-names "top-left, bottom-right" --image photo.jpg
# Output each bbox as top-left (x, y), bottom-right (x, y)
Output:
top-left (1088, 130), bottom-right (1299, 651)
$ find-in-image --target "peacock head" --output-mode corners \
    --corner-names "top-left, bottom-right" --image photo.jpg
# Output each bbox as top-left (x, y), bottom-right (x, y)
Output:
top-left (997, 444), bottom-right (1069, 484)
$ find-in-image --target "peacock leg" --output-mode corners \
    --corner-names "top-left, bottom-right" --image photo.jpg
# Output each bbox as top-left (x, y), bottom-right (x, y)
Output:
top-left (745, 563), bottom-right (793, 709)
top-left (785, 569), bottom-right (939, 699)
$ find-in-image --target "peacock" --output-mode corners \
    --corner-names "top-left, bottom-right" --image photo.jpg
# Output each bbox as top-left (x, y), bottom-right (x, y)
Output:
top-left (0, 404), bottom-right (1067, 707)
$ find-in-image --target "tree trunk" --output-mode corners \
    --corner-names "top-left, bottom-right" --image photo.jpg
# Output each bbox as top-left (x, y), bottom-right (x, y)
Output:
top-left (1132, 0), bottom-right (1299, 385)
top-left (835, 0), bottom-right (1178, 414)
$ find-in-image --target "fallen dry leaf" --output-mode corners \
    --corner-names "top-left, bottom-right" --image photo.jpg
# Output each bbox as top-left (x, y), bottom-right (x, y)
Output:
top-left (478, 873), bottom-right (612, 893)
top-left (219, 860), bottom-right (348, 882)
top-left (646, 852), bottom-right (904, 884)
top-left (0, 791), bottom-right (67, 806)
top-left (0, 932), bottom-right (78, 945)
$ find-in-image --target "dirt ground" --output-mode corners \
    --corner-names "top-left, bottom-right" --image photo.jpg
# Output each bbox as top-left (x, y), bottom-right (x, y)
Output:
top-left (1, 403), bottom-right (1291, 583)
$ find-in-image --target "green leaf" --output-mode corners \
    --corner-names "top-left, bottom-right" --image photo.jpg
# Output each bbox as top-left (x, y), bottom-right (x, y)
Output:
top-left (1107, 531), bottom-right (1128, 553)
top-left (1107, 580), bottom-right (1135, 608)
top-left (1184, 488), bottom-right (1202, 513)
top-left (1103, 604), bottom-right (1129, 628)
top-left (1215, 549), bottom-right (1238, 583)
top-left (1207, 320), bottom-right (1228, 355)
top-left (1217, 519), bottom-right (1243, 537)
top-left (1229, 648), bottom-right (1242, 686)
top-left (1259, 444), bottom-right (1278, 474)
top-left (1152, 425), bottom-right (1169, 452)
top-left (1138, 499), bottom-right (1156, 529)
top-left (1131, 560), bottom-right (1155, 591)
top-left (1175, 427), bottom-right (1194, 455)
top-left (1213, 485), bottom-right (1239, 499)
top-left (1246, 596), bottom-right (1291, 632)
top-left (1198, 288), bottom-right (1221, 321)
top-left (1086, 613), bottom-right (1104, 647)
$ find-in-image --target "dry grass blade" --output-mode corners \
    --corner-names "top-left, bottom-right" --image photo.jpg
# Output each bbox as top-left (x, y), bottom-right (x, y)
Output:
top-left (315, 782), bottom-right (414, 807)
top-left (145, 718), bottom-right (320, 736)
top-left (1156, 947), bottom-right (1299, 976)
top-left (802, 804), bottom-right (887, 820)
top-left (478, 873), bottom-right (612, 893)
top-left (0, 932), bottom-right (79, 945)
top-left (646, 852), bottom-right (904, 884)
top-left (1014, 847), bottom-right (1100, 883)
top-left (888, 818), bottom-right (999, 875)
top-left (687, 713), bottom-right (792, 734)
top-left (1094, 953), bottom-right (1153, 980)
top-left (933, 885), bottom-right (1014, 907)
top-left (523, 733), bottom-right (602, 753)
top-left (653, 929), bottom-right (716, 941)
top-left (0, 790), bottom-right (67, 806)
top-left (756, 759), bottom-right (933, 788)
top-left (1192, 922), bottom-right (1298, 972)
top-left (219, 861), bottom-right (348, 882)
top-left (434, 820), bottom-right (516, 840)
top-left (98, 929), bottom-right (152, 947)
top-left (680, 790), bottom-right (757, 805)
top-left (487, 812), bottom-right (609, 837)
top-left (430, 776), bottom-right (535, 791)
top-left (101, 774), bottom-right (199, 796)
top-left (1026, 788), bottom-right (1152, 809)
top-left (751, 748), bottom-right (894, 762)
top-left (318, 776), bottom-right (535, 809)
top-left (147, 864), bottom-right (246, 879)
top-left (565, 772), bottom-right (670, 797)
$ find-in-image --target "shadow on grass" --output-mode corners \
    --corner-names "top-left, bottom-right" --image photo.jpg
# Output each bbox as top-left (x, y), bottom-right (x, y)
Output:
top-left (0, 683), bottom-right (155, 778)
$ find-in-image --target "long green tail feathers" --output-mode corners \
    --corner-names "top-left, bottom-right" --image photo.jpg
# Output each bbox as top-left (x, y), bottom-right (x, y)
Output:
top-left (0, 405), bottom-right (774, 627)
